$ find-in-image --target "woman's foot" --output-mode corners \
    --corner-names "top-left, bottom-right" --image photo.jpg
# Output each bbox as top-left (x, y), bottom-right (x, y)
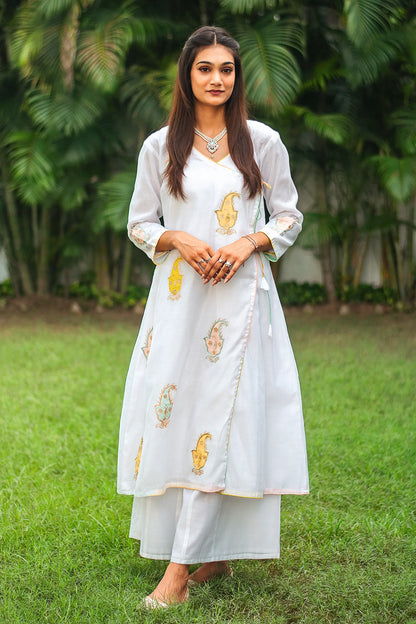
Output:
top-left (188, 561), bottom-right (233, 586)
top-left (145, 562), bottom-right (189, 607)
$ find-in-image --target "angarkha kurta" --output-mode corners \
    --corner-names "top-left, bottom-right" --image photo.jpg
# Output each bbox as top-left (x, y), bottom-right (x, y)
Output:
top-left (117, 120), bottom-right (308, 561)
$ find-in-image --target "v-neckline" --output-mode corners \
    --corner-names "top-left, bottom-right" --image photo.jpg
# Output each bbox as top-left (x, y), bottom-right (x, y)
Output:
top-left (192, 146), bottom-right (231, 164)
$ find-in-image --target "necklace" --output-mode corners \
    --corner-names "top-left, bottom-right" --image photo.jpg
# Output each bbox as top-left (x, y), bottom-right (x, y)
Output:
top-left (194, 127), bottom-right (227, 158)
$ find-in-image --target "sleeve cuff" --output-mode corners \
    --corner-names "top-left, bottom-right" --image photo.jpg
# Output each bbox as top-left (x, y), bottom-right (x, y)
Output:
top-left (260, 216), bottom-right (302, 262)
top-left (128, 223), bottom-right (170, 265)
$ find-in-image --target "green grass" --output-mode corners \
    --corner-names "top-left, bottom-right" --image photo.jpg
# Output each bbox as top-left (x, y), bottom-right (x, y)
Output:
top-left (0, 310), bottom-right (415, 623)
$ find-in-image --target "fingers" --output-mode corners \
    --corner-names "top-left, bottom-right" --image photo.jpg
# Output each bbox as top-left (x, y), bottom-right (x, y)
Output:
top-left (203, 253), bottom-right (241, 285)
top-left (193, 246), bottom-right (216, 277)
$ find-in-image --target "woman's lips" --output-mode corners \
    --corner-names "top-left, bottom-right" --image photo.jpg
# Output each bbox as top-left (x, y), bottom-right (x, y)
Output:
top-left (208, 90), bottom-right (224, 95)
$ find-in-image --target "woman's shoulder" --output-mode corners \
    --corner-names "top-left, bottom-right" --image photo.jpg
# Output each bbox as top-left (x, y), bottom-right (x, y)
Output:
top-left (247, 120), bottom-right (282, 146)
top-left (141, 126), bottom-right (168, 155)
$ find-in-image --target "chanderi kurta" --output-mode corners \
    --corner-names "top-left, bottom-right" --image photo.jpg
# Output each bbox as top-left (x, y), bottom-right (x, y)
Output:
top-left (117, 121), bottom-right (308, 558)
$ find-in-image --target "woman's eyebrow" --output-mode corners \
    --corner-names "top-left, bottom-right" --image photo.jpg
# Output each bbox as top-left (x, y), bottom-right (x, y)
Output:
top-left (195, 60), bottom-right (235, 66)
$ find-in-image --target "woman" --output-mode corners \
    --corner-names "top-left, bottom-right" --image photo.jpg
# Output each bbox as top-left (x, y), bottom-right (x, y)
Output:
top-left (117, 25), bottom-right (308, 608)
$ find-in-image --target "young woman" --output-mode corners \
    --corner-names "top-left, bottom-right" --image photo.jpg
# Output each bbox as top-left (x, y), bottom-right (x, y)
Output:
top-left (117, 25), bottom-right (308, 608)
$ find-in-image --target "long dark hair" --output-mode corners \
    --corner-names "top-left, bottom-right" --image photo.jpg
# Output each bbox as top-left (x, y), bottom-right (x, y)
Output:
top-left (165, 26), bottom-right (262, 199)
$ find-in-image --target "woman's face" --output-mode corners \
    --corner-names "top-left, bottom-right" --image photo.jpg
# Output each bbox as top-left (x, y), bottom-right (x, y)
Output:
top-left (190, 45), bottom-right (236, 109)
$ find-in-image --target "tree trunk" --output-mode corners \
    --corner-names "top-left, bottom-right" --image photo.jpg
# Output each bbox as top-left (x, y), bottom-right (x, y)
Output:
top-left (120, 239), bottom-right (133, 294)
top-left (37, 203), bottom-right (51, 295)
top-left (0, 153), bottom-right (34, 294)
top-left (199, 0), bottom-right (208, 24)
top-left (352, 235), bottom-right (369, 288)
top-left (95, 234), bottom-right (111, 290)
top-left (316, 167), bottom-right (337, 304)
top-left (406, 201), bottom-right (415, 301)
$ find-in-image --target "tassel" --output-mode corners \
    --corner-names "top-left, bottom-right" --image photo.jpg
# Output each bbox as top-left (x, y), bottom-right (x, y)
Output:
top-left (268, 324), bottom-right (273, 337)
top-left (260, 276), bottom-right (269, 291)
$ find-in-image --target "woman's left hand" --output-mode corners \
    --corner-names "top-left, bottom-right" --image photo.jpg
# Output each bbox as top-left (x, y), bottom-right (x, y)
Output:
top-left (202, 237), bottom-right (254, 285)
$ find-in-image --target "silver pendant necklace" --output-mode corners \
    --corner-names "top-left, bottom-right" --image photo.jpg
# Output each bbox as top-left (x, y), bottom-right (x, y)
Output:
top-left (194, 127), bottom-right (227, 158)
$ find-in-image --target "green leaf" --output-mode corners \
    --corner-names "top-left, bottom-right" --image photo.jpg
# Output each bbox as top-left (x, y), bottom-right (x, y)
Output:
top-left (290, 107), bottom-right (354, 145)
top-left (390, 107), bottom-right (416, 156)
top-left (371, 155), bottom-right (416, 202)
top-left (25, 87), bottom-right (104, 135)
top-left (344, 0), bottom-right (397, 47)
top-left (77, 11), bottom-right (134, 92)
top-left (234, 21), bottom-right (302, 112)
top-left (95, 168), bottom-right (136, 232)
top-left (219, 0), bottom-right (276, 15)
top-left (6, 131), bottom-right (57, 204)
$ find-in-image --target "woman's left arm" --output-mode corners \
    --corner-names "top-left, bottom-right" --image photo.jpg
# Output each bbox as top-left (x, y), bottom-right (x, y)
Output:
top-left (257, 130), bottom-right (302, 263)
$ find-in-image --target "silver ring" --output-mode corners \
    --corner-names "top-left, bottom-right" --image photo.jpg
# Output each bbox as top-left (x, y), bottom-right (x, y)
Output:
top-left (200, 258), bottom-right (207, 263)
top-left (217, 257), bottom-right (225, 264)
top-left (224, 261), bottom-right (233, 269)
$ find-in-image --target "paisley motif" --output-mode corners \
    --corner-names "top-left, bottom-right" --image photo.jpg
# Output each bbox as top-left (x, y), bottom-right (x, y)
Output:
top-left (192, 433), bottom-right (212, 475)
top-left (204, 319), bottom-right (229, 362)
top-left (154, 383), bottom-right (177, 428)
top-left (168, 258), bottom-right (183, 300)
top-left (141, 328), bottom-right (153, 360)
top-left (134, 437), bottom-right (143, 479)
top-left (215, 192), bottom-right (239, 235)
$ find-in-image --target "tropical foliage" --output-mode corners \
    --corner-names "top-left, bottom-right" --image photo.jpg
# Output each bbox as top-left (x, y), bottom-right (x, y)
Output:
top-left (0, 0), bottom-right (415, 304)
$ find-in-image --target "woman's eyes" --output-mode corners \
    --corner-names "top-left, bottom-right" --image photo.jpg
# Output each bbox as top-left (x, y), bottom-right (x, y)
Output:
top-left (198, 67), bottom-right (233, 74)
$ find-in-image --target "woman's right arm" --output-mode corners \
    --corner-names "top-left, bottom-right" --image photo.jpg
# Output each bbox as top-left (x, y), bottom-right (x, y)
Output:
top-left (128, 134), bottom-right (214, 276)
top-left (156, 230), bottom-right (215, 278)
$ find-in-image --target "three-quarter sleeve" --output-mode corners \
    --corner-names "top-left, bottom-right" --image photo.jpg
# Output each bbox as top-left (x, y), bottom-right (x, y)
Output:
top-left (256, 129), bottom-right (302, 262)
top-left (127, 136), bottom-right (170, 265)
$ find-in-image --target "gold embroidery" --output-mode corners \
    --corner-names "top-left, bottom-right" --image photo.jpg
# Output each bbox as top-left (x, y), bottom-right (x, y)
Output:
top-left (215, 192), bottom-right (239, 235)
top-left (168, 257), bottom-right (183, 300)
top-left (141, 328), bottom-right (153, 359)
top-left (155, 384), bottom-right (176, 428)
top-left (204, 319), bottom-right (229, 362)
top-left (134, 437), bottom-right (143, 479)
top-left (192, 433), bottom-right (212, 475)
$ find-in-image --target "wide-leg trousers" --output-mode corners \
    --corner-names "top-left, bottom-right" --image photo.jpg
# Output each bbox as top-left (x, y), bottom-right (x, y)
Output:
top-left (129, 488), bottom-right (281, 564)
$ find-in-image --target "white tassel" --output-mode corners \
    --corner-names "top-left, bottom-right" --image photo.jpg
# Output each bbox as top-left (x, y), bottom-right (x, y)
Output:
top-left (260, 276), bottom-right (269, 291)
top-left (268, 324), bottom-right (273, 337)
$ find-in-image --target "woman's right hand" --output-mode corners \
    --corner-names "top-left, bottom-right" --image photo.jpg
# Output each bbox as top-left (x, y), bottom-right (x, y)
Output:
top-left (156, 230), bottom-right (215, 278)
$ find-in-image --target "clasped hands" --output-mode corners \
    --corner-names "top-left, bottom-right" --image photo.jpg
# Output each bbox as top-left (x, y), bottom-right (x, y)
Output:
top-left (157, 231), bottom-right (257, 285)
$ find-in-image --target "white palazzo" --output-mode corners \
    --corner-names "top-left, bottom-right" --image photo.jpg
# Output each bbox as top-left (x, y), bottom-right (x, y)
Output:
top-left (118, 120), bottom-right (309, 562)
top-left (130, 490), bottom-right (281, 563)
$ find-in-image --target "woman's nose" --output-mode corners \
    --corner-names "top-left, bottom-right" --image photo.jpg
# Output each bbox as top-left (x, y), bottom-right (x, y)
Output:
top-left (210, 70), bottom-right (222, 85)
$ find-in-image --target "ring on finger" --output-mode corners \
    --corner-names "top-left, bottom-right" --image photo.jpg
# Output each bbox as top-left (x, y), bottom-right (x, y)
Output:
top-left (224, 261), bottom-right (233, 269)
top-left (217, 257), bottom-right (225, 264)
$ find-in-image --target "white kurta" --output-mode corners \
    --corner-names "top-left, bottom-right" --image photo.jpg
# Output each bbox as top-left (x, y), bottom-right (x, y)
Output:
top-left (117, 120), bottom-right (308, 560)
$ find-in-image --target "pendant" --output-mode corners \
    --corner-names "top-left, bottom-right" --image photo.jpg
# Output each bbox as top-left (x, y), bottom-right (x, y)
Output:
top-left (206, 139), bottom-right (219, 156)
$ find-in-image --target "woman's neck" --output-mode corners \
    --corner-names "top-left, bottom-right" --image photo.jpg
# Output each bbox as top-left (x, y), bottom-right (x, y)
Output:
top-left (194, 104), bottom-right (226, 136)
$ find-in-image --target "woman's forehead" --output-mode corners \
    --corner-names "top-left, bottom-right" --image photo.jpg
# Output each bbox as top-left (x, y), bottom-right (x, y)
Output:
top-left (193, 45), bottom-right (235, 65)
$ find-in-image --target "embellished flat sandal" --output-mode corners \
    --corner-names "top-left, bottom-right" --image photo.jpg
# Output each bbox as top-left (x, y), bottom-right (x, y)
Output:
top-left (140, 588), bottom-right (189, 610)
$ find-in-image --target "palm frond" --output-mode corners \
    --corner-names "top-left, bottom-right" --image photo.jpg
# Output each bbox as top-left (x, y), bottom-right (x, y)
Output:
top-left (371, 155), bottom-right (416, 202)
top-left (120, 64), bottom-right (175, 129)
top-left (95, 167), bottom-right (136, 232)
top-left (344, 0), bottom-right (397, 47)
top-left (390, 107), bottom-right (416, 156)
top-left (25, 86), bottom-right (104, 135)
top-left (290, 106), bottom-right (354, 146)
top-left (77, 10), bottom-right (134, 92)
top-left (219, 0), bottom-right (276, 15)
top-left (36, 0), bottom-right (76, 19)
top-left (36, 0), bottom-right (95, 19)
top-left (342, 29), bottom-right (407, 87)
top-left (234, 21), bottom-right (302, 113)
top-left (5, 131), bottom-right (57, 204)
top-left (8, 5), bottom-right (62, 82)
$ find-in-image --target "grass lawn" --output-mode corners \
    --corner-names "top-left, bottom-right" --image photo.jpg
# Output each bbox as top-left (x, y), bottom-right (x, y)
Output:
top-left (0, 308), bottom-right (415, 623)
